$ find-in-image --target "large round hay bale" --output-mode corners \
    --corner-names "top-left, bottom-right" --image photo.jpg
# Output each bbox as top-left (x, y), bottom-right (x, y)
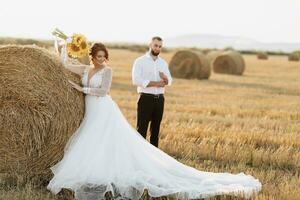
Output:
top-left (288, 52), bottom-right (300, 61)
top-left (169, 50), bottom-right (211, 79)
top-left (212, 51), bottom-right (245, 75)
top-left (257, 52), bottom-right (268, 60)
top-left (0, 45), bottom-right (85, 179)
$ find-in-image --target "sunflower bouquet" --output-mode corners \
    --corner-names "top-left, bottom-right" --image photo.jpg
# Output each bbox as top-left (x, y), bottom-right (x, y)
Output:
top-left (52, 28), bottom-right (90, 59)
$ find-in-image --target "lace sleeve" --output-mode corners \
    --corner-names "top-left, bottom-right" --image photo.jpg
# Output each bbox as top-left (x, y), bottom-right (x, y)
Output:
top-left (61, 44), bottom-right (88, 76)
top-left (82, 67), bottom-right (112, 97)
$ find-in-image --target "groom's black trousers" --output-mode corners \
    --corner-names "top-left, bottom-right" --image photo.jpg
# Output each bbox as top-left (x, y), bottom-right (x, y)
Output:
top-left (137, 93), bottom-right (164, 147)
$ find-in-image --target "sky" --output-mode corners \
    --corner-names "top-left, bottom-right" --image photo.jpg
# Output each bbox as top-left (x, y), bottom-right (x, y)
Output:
top-left (0, 0), bottom-right (299, 44)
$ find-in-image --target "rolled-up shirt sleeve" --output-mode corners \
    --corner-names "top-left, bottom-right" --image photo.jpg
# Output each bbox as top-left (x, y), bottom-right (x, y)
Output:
top-left (163, 61), bottom-right (173, 86)
top-left (132, 59), bottom-right (149, 88)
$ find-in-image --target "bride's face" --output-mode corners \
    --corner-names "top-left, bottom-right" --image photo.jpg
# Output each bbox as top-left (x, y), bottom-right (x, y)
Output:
top-left (92, 50), bottom-right (106, 66)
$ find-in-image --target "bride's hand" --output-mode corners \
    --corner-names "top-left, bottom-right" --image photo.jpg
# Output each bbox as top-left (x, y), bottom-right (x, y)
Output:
top-left (68, 80), bottom-right (83, 92)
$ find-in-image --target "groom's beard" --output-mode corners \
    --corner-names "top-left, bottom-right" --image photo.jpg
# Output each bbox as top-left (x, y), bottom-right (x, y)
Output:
top-left (151, 49), bottom-right (160, 56)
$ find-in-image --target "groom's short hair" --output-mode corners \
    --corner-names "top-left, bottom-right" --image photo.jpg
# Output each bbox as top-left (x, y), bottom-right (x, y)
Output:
top-left (152, 36), bottom-right (163, 42)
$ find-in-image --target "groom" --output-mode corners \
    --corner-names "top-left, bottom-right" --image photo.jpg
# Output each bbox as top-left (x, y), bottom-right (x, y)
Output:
top-left (132, 36), bottom-right (172, 147)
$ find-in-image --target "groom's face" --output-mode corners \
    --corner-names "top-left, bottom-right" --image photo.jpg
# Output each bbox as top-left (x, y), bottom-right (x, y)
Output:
top-left (150, 39), bottom-right (163, 56)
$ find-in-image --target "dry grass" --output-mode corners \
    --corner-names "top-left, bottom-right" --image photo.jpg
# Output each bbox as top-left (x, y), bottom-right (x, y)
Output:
top-left (1, 48), bottom-right (300, 200)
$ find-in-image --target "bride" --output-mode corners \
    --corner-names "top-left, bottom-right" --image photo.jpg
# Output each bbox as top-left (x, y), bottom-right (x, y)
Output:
top-left (47, 41), bottom-right (262, 200)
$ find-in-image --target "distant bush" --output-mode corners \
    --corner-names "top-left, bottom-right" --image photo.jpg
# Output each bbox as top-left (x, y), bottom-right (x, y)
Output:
top-left (106, 43), bottom-right (170, 53)
top-left (240, 50), bottom-right (289, 56)
top-left (224, 46), bottom-right (234, 51)
top-left (0, 37), bottom-right (53, 48)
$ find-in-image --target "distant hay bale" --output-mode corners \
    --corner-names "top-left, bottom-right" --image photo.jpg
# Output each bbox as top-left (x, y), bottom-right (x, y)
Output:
top-left (169, 50), bottom-right (211, 79)
top-left (206, 50), bottom-right (222, 66)
top-left (0, 45), bottom-right (85, 179)
top-left (257, 52), bottom-right (268, 60)
top-left (212, 51), bottom-right (246, 75)
top-left (288, 52), bottom-right (300, 61)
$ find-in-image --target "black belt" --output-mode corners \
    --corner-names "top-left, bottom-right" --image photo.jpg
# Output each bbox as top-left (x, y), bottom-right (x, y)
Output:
top-left (140, 93), bottom-right (164, 98)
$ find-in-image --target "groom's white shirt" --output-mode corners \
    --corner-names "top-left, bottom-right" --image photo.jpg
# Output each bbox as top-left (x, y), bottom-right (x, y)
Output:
top-left (132, 51), bottom-right (172, 94)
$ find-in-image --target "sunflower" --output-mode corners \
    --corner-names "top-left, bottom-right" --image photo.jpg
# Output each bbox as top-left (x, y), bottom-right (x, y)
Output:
top-left (67, 34), bottom-right (90, 58)
top-left (52, 28), bottom-right (90, 59)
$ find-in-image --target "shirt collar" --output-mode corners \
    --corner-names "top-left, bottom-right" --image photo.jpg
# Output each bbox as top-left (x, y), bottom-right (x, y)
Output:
top-left (145, 50), bottom-right (161, 60)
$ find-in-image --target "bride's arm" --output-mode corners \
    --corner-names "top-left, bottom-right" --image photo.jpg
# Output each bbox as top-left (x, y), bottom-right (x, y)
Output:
top-left (60, 44), bottom-right (88, 76)
top-left (82, 68), bottom-right (112, 97)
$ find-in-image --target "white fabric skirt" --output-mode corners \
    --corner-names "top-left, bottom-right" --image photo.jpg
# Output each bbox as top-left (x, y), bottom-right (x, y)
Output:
top-left (47, 95), bottom-right (261, 200)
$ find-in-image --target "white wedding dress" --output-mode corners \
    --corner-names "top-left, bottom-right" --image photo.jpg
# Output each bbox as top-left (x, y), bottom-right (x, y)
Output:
top-left (47, 55), bottom-right (262, 200)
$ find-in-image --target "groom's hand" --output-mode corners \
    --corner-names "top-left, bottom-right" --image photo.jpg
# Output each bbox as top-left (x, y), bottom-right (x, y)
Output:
top-left (147, 80), bottom-right (166, 87)
top-left (156, 80), bottom-right (166, 87)
top-left (159, 72), bottom-right (168, 85)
